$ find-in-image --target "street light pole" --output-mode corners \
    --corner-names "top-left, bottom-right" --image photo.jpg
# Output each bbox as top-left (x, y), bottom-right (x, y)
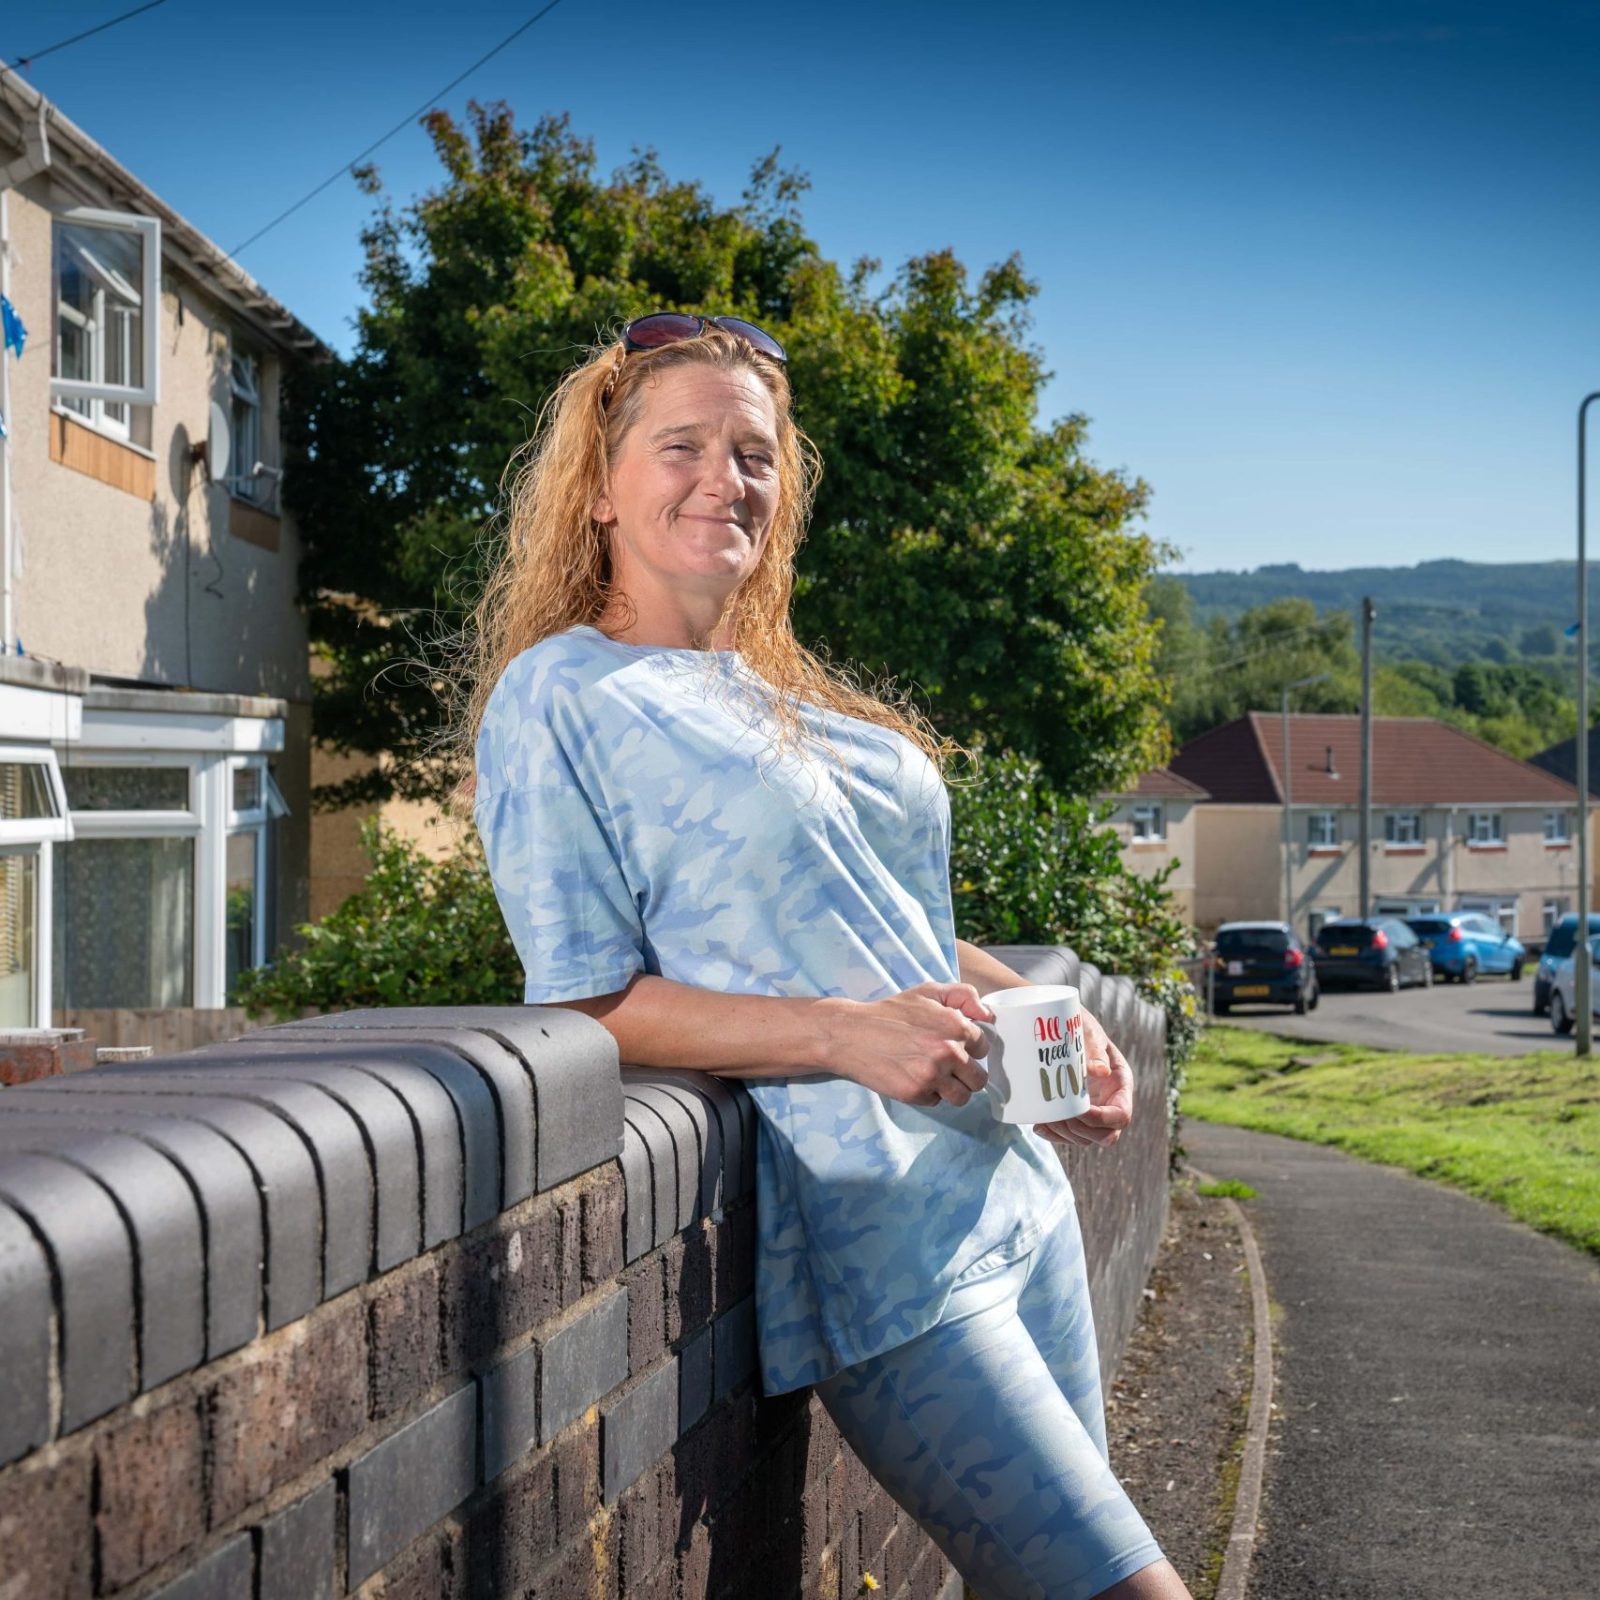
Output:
top-left (1281, 672), bottom-right (1332, 935)
top-left (1577, 393), bottom-right (1599, 1057)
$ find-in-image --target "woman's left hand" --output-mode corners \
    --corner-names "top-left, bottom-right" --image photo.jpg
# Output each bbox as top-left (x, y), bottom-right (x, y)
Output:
top-left (1033, 1007), bottom-right (1134, 1149)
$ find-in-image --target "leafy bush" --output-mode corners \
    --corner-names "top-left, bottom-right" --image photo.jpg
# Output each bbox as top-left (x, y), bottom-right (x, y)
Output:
top-left (233, 818), bottom-right (522, 1018)
top-left (947, 748), bottom-right (1200, 1141)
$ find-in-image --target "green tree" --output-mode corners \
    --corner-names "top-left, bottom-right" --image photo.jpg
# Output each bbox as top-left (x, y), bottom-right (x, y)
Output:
top-left (289, 104), bottom-right (1169, 808)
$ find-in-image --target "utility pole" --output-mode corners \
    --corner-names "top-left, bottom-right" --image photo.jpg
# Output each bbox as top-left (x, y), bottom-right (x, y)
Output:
top-left (1359, 597), bottom-right (1375, 920)
top-left (1577, 395), bottom-right (1598, 1057)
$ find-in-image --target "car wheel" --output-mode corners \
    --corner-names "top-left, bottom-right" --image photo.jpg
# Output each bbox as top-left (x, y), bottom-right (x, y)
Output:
top-left (1308, 983), bottom-right (1320, 1011)
top-left (1533, 992), bottom-right (1547, 1017)
top-left (1383, 963), bottom-right (1400, 993)
top-left (1294, 983), bottom-right (1311, 1015)
top-left (1552, 990), bottom-right (1575, 1035)
top-left (1510, 959), bottom-right (1525, 981)
top-left (1462, 956), bottom-right (1478, 986)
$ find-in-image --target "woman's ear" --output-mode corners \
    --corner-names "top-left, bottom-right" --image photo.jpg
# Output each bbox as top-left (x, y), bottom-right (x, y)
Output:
top-left (591, 490), bottom-right (614, 526)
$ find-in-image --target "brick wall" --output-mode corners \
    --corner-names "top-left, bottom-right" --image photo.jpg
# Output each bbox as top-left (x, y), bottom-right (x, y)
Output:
top-left (0, 945), bottom-right (1167, 1600)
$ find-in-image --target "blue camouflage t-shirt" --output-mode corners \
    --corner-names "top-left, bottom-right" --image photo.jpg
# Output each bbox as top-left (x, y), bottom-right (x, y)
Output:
top-left (472, 623), bottom-right (1074, 1394)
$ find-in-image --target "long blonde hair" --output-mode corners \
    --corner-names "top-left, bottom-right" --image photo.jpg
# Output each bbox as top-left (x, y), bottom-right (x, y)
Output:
top-left (444, 326), bottom-right (966, 818)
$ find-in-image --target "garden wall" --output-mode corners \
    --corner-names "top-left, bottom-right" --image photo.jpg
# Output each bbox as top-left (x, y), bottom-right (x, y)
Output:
top-left (0, 944), bottom-right (1167, 1600)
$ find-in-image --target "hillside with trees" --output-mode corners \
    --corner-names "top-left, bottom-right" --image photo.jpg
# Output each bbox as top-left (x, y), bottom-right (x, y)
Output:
top-left (1152, 567), bottom-right (1583, 757)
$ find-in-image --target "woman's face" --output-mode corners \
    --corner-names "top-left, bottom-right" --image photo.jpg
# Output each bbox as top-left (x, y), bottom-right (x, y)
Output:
top-left (592, 362), bottom-right (781, 609)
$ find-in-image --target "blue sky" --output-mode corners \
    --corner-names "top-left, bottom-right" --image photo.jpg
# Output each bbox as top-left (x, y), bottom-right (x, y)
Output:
top-left (9, 1), bottom-right (1599, 572)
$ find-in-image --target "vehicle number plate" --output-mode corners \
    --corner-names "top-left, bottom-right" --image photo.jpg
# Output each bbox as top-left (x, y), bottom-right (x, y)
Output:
top-left (1227, 961), bottom-right (1245, 976)
top-left (1329, 946), bottom-right (1358, 956)
top-left (1235, 985), bottom-right (1270, 996)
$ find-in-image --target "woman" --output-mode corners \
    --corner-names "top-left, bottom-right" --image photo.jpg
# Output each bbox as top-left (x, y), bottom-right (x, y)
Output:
top-left (462, 312), bottom-right (1191, 1600)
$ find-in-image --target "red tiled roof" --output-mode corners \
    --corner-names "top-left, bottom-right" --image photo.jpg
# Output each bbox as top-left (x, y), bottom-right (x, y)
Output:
top-left (1113, 766), bottom-right (1210, 800)
top-left (1170, 714), bottom-right (1581, 807)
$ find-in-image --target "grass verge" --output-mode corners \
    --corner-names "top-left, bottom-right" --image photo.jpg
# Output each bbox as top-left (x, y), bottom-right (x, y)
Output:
top-left (1182, 1025), bottom-right (1600, 1256)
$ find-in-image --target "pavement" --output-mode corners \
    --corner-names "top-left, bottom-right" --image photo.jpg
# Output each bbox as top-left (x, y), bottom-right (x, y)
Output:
top-left (1214, 972), bottom-right (1563, 1056)
top-left (1182, 1120), bottom-right (1600, 1600)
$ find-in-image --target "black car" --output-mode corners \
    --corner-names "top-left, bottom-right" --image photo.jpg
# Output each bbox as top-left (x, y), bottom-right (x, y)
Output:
top-left (1208, 921), bottom-right (1319, 1014)
top-left (1312, 917), bottom-right (1433, 992)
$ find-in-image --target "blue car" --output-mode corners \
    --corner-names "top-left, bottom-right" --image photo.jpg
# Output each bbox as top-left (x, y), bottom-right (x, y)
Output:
top-left (1404, 913), bottom-right (1525, 985)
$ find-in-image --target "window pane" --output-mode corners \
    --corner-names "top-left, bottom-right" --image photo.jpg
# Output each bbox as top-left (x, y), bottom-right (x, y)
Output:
top-left (0, 853), bottom-right (36, 1027)
top-left (232, 766), bottom-right (262, 813)
top-left (0, 763), bottom-right (55, 820)
top-left (54, 220), bottom-right (145, 392)
top-left (225, 831), bottom-right (258, 998)
top-left (63, 765), bottom-right (187, 811)
top-left (52, 836), bottom-right (193, 1008)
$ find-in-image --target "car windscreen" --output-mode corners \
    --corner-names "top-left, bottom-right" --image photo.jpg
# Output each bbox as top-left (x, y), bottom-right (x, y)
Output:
top-left (1316, 925), bottom-right (1373, 949)
top-left (1217, 930), bottom-right (1289, 958)
top-left (1408, 919), bottom-right (1452, 936)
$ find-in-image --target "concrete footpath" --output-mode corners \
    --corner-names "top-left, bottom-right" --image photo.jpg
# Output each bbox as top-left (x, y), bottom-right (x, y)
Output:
top-left (1183, 1121), bottom-right (1600, 1599)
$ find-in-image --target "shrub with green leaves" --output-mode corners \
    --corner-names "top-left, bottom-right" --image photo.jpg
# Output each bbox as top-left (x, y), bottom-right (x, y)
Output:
top-left (947, 747), bottom-right (1200, 1138)
top-left (233, 818), bottom-right (522, 1018)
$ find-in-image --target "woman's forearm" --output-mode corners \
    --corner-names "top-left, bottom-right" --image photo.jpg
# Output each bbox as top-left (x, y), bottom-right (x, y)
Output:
top-left (546, 973), bottom-right (854, 1080)
top-left (955, 939), bottom-right (1034, 994)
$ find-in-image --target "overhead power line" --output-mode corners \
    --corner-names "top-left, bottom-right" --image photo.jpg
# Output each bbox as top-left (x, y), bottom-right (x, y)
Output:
top-left (227, 0), bottom-right (565, 259)
top-left (5, 0), bottom-right (170, 72)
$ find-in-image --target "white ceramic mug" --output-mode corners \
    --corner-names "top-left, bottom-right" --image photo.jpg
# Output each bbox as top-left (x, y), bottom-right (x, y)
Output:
top-left (976, 984), bottom-right (1091, 1125)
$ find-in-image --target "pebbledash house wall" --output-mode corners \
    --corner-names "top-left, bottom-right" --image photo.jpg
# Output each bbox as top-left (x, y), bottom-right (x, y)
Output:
top-left (0, 945), bottom-right (1169, 1600)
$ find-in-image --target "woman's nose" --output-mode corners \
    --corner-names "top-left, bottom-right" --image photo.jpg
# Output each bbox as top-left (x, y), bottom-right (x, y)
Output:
top-left (700, 449), bottom-right (743, 501)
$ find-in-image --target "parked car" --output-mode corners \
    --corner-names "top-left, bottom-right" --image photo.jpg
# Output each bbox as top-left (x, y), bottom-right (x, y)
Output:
top-left (1208, 921), bottom-right (1319, 1014)
top-left (1311, 917), bottom-right (1433, 992)
top-left (1404, 913), bottom-right (1525, 984)
top-left (1533, 914), bottom-right (1600, 1017)
top-left (1548, 934), bottom-right (1600, 1034)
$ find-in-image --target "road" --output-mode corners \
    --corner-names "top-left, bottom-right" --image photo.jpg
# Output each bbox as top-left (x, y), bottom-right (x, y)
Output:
top-left (1211, 970), bottom-right (1566, 1055)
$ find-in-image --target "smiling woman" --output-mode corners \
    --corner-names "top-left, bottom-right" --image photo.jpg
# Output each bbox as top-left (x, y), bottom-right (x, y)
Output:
top-left (447, 318), bottom-right (1192, 1599)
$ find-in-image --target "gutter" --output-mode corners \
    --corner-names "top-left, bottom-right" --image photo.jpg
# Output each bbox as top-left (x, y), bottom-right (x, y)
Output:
top-left (0, 94), bottom-right (52, 653)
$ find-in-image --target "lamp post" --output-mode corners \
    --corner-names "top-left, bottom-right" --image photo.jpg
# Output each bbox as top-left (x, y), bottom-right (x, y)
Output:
top-left (1577, 393), bottom-right (1599, 1057)
top-left (1282, 672), bottom-right (1332, 934)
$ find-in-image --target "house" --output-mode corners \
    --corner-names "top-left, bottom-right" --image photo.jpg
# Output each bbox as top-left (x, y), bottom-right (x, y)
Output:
top-left (0, 79), bottom-right (326, 1030)
top-left (1102, 767), bottom-right (1208, 922)
top-left (1168, 712), bottom-right (1586, 940)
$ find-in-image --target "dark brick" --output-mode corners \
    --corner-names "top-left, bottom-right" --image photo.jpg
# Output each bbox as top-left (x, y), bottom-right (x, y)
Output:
top-left (258, 1480), bottom-right (336, 1600)
top-left (541, 1286), bottom-right (628, 1445)
top-left (94, 1394), bottom-right (205, 1588)
top-left (677, 1517), bottom-right (712, 1600)
top-left (799, 1471), bottom-right (830, 1583)
top-left (556, 1188), bottom-right (583, 1309)
top-left (631, 1557), bottom-right (677, 1600)
top-left (0, 1441), bottom-right (92, 1599)
top-left (205, 1300), bottom-right (368, 1527)
top-left (862, 1484), bottom-right (896, 1566)
top-left (440, 1197), bottom-right (564, 1378)
top-left (481, 1340), bottom-right (539, 1483)
top-left (376, 1523), bottom-right (460, 1600)
top-left (712, 1296), bottom-right (757, 1402)
top-left (615, 1463), bottom-right (666, 1594)
top-left (600, 1358), bottom-right (678, 1504)
top-left (369, 1257), bottom-right (440, 1422)
top-left (663, 1224), bottom-right (714, 1344)
top-left (459, 1443), bottom-right (559, 1596)
top-left (622, 1253), bottom-right (666, 1375)
top-left (580, 1164), bottom-right (624, 1290)
top-left (146, 1532), bottom-right (251, 1600)
top-left (711, 1205), bottom-right (755, 1314)
top-left (554, 1421), bottom-right (601, 1540)
top-left (674, 1395), bottom-right (755, 1516)
top-left (678, 1324), bottom-right (712, 1432)
top-left (346, 1382), bottom-right (477, 1587)
top-left (528, 1532), bottom-right (604, 1600)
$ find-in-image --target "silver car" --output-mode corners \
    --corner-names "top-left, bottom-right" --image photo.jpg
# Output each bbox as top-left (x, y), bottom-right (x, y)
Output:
top-left (1547, 935), bottom-right (1600, 1035)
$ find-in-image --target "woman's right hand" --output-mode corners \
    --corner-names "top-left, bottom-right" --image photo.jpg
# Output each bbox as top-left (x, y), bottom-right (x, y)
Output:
top-left (820, 981), bottom-right (994, 1107)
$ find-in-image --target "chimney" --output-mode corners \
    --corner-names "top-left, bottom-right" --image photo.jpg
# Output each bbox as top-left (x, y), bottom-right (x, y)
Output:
top-left (1325, 746), bottom-right (1340, 779)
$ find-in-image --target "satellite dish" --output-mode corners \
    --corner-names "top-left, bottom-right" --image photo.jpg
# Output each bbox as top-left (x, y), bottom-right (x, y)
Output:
top-left (207, 400), bottom-right (231, 482)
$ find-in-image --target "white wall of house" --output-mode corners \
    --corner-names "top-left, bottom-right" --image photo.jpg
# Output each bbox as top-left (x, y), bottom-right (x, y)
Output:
top-left (1105, 796), bottom-right (1200, 922)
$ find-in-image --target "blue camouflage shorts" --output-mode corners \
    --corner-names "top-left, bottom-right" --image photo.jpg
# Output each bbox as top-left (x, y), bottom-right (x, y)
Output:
top-left (814, 1194), bottom-right (1166, 1600)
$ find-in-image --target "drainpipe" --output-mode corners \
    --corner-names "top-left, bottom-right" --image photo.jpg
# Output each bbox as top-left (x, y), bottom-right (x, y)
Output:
top-left (1, 95), bottom-right (54, 653)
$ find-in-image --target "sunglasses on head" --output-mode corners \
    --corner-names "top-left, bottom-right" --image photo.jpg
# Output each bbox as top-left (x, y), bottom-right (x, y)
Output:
top-left (620, 312), bottom-right (787, 364)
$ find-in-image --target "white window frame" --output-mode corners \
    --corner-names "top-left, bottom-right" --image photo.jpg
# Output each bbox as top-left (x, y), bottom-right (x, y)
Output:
top-left (1130, 801), bottom-right (1165, 841)
top-left (1544, 899), bottom-right (1569, 935)
top-left (224, 756), bottom-right (288, 985)
top-left (229, 348), bottom-right (263, 504)
top-left (1307, 810), bottom-right (1339, 848)
top-left (51, 207), bottom-right (161, 410)
top-left (1465, 811), bottom-right (1504, 847)
top-left (1544, 810), bottom-right (1572, 844)
top-left (1384, 811), bottom-right (1423, 847)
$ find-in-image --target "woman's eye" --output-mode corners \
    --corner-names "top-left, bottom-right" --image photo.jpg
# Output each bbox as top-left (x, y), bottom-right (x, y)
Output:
top-left (741, 452), bottom-right (773, 468)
